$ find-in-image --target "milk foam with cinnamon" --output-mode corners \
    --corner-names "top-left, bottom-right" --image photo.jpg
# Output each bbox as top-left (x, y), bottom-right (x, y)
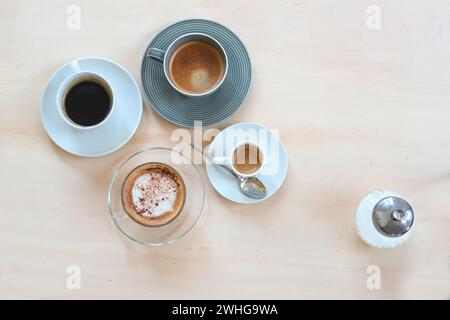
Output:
top-left (131, 171), bottom-right (179, 217)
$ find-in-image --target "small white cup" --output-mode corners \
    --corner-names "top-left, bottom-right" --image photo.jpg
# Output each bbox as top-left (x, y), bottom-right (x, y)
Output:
top-left (212, 141), bottom-right (265, 177)
top-left (56, 61), bottom-right (114, 130)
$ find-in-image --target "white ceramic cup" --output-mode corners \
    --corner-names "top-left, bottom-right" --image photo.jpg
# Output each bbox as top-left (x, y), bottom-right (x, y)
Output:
top-left (146, 33), bottom-right (228, 97)
top-left (56, 61), bottom-right (114, 130)
top-left (212, 141), bottom-right (265, 177)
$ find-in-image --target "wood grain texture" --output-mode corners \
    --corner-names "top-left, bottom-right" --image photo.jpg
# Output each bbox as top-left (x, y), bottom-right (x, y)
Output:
top-left (0, 0), bottom-right (449, 299)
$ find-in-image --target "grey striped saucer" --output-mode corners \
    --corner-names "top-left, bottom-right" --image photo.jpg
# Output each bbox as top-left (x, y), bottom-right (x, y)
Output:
top-left (141, 19), bottom-right (252, 127)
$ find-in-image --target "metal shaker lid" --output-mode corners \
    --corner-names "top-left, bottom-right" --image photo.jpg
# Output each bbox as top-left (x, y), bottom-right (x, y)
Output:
top-left (372, 196), bottom-right (414, 237)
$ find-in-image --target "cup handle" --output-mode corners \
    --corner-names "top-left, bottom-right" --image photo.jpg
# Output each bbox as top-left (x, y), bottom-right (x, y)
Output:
top-left (211, 156), bottom-right (229, 165)
top-left (70, 60), bottom-right (81, 73)
top-left (112, 209), bottom-right (128, 221)
top-left (146, 47), bottom-right (165, 63)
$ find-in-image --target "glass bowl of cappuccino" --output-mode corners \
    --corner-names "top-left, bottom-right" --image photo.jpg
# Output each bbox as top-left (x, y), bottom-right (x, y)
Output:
top-left (108, 147), bottom-right (206, 246)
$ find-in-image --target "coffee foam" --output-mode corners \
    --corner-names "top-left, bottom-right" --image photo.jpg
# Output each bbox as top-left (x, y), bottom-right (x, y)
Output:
top-left (122, 163), bottom-right (186, 227)
top-left (169, 41), bottom-right (224, 94)
top-left (190, 69), bottom-right (211, 91)
top-left (131, 171), bottom-right (179, 217)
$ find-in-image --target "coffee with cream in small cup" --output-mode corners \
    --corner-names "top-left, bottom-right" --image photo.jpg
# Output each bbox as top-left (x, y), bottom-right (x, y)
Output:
top-left (212, 141), bottom-right (265, 177)
top-left (232, 143), bottom-right (263, 175)
top-left (121, 162), bottom-right (186, 227)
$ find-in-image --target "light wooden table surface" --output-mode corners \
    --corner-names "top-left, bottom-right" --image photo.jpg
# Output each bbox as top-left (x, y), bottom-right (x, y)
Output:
top-left (1, 0), bottom-right (449, 299)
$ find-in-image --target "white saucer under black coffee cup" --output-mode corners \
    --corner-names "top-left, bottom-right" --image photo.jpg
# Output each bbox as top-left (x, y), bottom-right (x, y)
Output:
top-left (41, 57), bottom-right (142, 157)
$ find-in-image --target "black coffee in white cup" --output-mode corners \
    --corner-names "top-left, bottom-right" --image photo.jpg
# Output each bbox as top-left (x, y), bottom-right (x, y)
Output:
top-left (57, 70), bottom-right (114, 129)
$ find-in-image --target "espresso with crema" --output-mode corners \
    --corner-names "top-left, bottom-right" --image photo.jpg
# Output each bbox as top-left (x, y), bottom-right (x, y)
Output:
top-left (232, 144), bottom-right (263, 175)
top-left (168, 41), bottom-right (225, 94)
top-left (121, 163), bottom-right (186, 227)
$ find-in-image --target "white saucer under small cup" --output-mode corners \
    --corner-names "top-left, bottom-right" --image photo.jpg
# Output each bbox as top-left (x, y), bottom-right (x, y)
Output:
top-left (205, 122), bottom-right (288, 204)
top-left (356, 189), bottom-right (414, 248)
top-left (41, 57), bottom-right (142, 157)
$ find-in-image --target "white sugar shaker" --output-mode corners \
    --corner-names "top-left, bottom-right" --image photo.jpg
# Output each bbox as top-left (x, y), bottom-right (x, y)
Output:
top-left (356, 189), bottom-right (414, 248)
